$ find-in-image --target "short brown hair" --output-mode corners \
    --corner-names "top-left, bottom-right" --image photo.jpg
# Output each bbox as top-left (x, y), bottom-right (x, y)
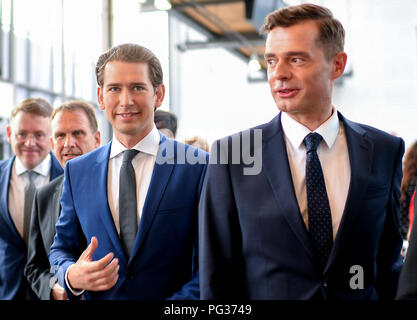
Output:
top-left (261, 4), bottom-right (345, 60)
top-left (95, 43), bottom-right (163, 89)
top-left (11, 97), bottom-right (53, 120)
top-left (51, 100), bottom-right (98, 133)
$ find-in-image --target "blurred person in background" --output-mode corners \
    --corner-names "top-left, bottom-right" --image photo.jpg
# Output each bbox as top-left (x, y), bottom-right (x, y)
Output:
top-left (0, 98), bottom-right (63, 299)
top-left (399, 141), bottom-right (417, 242)
top-left (184, 136), bottom-right (209, 152)
top-left (154, 110), bottom-right (178, 139)
top-left (24, 100), bottom-right (101, 300)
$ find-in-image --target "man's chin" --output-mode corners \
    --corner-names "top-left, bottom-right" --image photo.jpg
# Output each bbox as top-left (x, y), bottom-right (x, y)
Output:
top-left (21, 157), bottom-right (42, 170)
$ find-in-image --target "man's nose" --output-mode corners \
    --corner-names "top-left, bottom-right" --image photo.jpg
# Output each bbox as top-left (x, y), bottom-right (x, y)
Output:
top-left (24, 134), bottom-right (36, 147)
top-left (270, 61), bottom-right (291, 81)
top-left (64, 134), bottom-right (76, 147)
top-left (120, 88), bottom-right (133, 106)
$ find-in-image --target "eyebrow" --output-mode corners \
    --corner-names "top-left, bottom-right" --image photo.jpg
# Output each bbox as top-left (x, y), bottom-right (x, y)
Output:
top-left (264, 51), bottom-right (311, 59)
top-left (105, 82), bottom-right (148, 87)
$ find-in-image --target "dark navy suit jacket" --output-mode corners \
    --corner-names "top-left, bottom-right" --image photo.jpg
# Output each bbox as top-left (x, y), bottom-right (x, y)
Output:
top-left (0, 153), bottom-right (63, 299)
top-left (199, 112), bottom-right (404, 300)
top-left (49, 136), bottom-right (207, 299)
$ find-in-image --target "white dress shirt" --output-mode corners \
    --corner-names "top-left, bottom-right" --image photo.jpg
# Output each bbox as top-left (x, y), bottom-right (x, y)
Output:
top-left (8, 153), bottom-right (51, 238)
top-left (281, 109), bottom-right (351, 239)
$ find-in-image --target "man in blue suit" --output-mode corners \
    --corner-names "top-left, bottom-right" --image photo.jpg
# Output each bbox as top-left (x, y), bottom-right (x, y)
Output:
top-left (49, 43), bottom-right (207, 299)
top-left (0, 98), bottom-right (63, 299)
top-left (199, 4), bottom-right (404, 300)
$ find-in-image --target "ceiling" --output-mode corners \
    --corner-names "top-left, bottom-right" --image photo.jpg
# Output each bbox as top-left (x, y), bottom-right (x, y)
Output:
top-left (141, 0), bottom-right (286, 79)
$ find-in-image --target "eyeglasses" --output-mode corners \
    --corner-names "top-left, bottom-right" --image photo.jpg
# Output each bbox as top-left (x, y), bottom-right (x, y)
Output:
top-left (15, 132), bottom-right (48, 142)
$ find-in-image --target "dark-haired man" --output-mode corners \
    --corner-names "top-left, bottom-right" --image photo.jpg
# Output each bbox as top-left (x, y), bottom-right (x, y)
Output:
top-left (199, 4), bottom-right (404, 300)
top-left (49, 43), bottom-right (207, 300)
top-left (0, 98), bottom-right (63, 299)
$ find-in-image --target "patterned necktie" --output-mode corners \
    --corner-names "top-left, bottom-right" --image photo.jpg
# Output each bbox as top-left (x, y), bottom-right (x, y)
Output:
top-left (304, 132), bottom-right (333, 270)
top-left (23, 171), bottom-right (37, 244)
top-left (119, 149), bottom-right (139, 257)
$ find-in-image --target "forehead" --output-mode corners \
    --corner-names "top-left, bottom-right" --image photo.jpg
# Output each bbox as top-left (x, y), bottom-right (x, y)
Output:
top-left (265, 20), bottom-right (321, 54)
top-left (52, 109), bottom-right (91, 131)
top-left (11, 111), bottom-right (50, 131)
top-left (102, 61), bottom-right (151, 85)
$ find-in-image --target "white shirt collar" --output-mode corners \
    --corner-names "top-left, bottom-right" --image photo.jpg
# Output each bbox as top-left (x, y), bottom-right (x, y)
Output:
top-left (15, 153), bottom-right (51, 176)
top-left (110, 125), bottom-right (160, 159)
top-left (281, 108), bottom-right (339, 150)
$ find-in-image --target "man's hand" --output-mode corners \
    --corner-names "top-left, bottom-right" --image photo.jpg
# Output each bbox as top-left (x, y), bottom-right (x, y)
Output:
top-left (67, 236), bottom-right (119, 291)
top-left (51, 282), bottom-right (67, 300)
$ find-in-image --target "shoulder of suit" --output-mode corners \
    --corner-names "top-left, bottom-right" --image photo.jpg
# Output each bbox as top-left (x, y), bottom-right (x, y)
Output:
top-left (344, 117), bottom-right (402, 146)
top-left (36, 174), bottom-right (64, 198)
top-left (65, 144), bottom-right (109, 168)
top-left (175, 138), bottom-right (209, 157)
top-left (214, 115), bottom-right (279, 147)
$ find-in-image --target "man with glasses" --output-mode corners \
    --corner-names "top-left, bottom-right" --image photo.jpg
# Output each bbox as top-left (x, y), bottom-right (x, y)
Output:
top-left (0, 98), bottom-right (63, 299)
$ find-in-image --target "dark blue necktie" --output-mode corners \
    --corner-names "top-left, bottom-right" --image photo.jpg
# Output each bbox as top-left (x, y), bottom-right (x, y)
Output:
top-left (119, 149), bottom-right (139, 257)
top-left (304, 132), bottom-right (333, 270)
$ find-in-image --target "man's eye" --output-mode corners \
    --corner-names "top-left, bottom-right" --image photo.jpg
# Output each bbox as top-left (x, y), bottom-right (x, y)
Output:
top-left (134, 86), bottom-right (144, 91)
top-left (266, 58), bottom-right (275, 65)
top-left (292, 57), bottom-right (304, 64)
top-left (109, 87), bottom-right (119, 92)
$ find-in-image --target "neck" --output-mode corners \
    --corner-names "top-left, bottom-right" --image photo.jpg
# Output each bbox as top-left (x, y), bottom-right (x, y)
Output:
top-left (114, 128), bottom-right (153, 149)
top-left (287, 107), bottom-right (334, 132)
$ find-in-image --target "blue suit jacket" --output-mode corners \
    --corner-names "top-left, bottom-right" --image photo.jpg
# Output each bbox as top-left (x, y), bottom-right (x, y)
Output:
top-left (199, 112), bottom-right (404, 300)
top-left (49, 136), bottom-right (208, 300)
top-left (0, 153), bottom-right (63, 299)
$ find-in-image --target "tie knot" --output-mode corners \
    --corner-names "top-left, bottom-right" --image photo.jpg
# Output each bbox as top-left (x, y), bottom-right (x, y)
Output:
top-left (122, 149), bottom-right (139, 163)
top-left (303, 133), bottom-right (323, 153)
top-left (27, 170), bottom-right (38, 183)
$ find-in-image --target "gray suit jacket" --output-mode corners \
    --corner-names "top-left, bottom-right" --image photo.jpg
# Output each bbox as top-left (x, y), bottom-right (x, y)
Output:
top-left (24, 175), bottom-right (64, 299)
top-left (24, 175), bottom-right (86, 300)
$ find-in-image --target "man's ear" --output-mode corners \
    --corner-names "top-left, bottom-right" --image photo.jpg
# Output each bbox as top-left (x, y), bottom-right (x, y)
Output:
top-left (154, 84), bottom-right (165, 109)
top-left (6, 125), bottom-right (12, 144)
top-left (94, 130), bottom-right (101, 148)
top-left (97, 86), bottom-right (105, 110)
top-left (331, 52), bottom-right (348, 80)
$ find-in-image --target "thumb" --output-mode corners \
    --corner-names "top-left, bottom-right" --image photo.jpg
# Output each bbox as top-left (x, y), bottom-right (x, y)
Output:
top-left (80, 236), bottom-right (98, 261)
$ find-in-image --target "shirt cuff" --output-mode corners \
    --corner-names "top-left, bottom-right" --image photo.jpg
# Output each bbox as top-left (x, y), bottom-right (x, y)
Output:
top-left (65, 264), bottom-right (85, 296)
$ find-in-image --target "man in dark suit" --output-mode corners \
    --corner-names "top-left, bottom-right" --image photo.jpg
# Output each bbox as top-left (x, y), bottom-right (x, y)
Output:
top-left (24, 100), bottom-right (101, 300)
top-left (199, 4), bottom-right (404, 300)
top-left (49, 43), bottom-right (207, 299)
top-left (0, 98), bottom-right (63, 299)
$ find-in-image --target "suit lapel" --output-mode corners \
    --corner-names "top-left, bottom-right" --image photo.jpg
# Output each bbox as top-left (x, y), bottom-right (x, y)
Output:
top-left (51, 176), bottom-right (64, 232)
top-left (261, 114), bottom-right (315, 261)
top-left (0, 157), bottom-right (25, 244)
top-left (324, 113), bottom-right (373, 272)
top-left (94, 143), bottom-right (128, 263)
top-left (128, 136), bottom-right (175, 264)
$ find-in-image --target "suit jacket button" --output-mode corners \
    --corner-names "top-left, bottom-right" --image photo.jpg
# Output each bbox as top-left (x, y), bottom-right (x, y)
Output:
top-left (125, 272), bottom-right (135, 279)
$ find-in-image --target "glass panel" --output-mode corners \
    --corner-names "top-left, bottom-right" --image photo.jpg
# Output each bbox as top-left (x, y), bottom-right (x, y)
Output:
top-left (113, 3), bottom-right (170, 108)
top-left (63, 0), bottom-right (103, 101)
top-left (0, 80), bottom-right (14, 118)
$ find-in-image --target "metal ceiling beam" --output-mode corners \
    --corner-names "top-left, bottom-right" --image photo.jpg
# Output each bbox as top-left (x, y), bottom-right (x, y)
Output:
top-left (177, 38), bottom-right (264, 51)
top-left (172, 0), bottom-right (243, 8)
